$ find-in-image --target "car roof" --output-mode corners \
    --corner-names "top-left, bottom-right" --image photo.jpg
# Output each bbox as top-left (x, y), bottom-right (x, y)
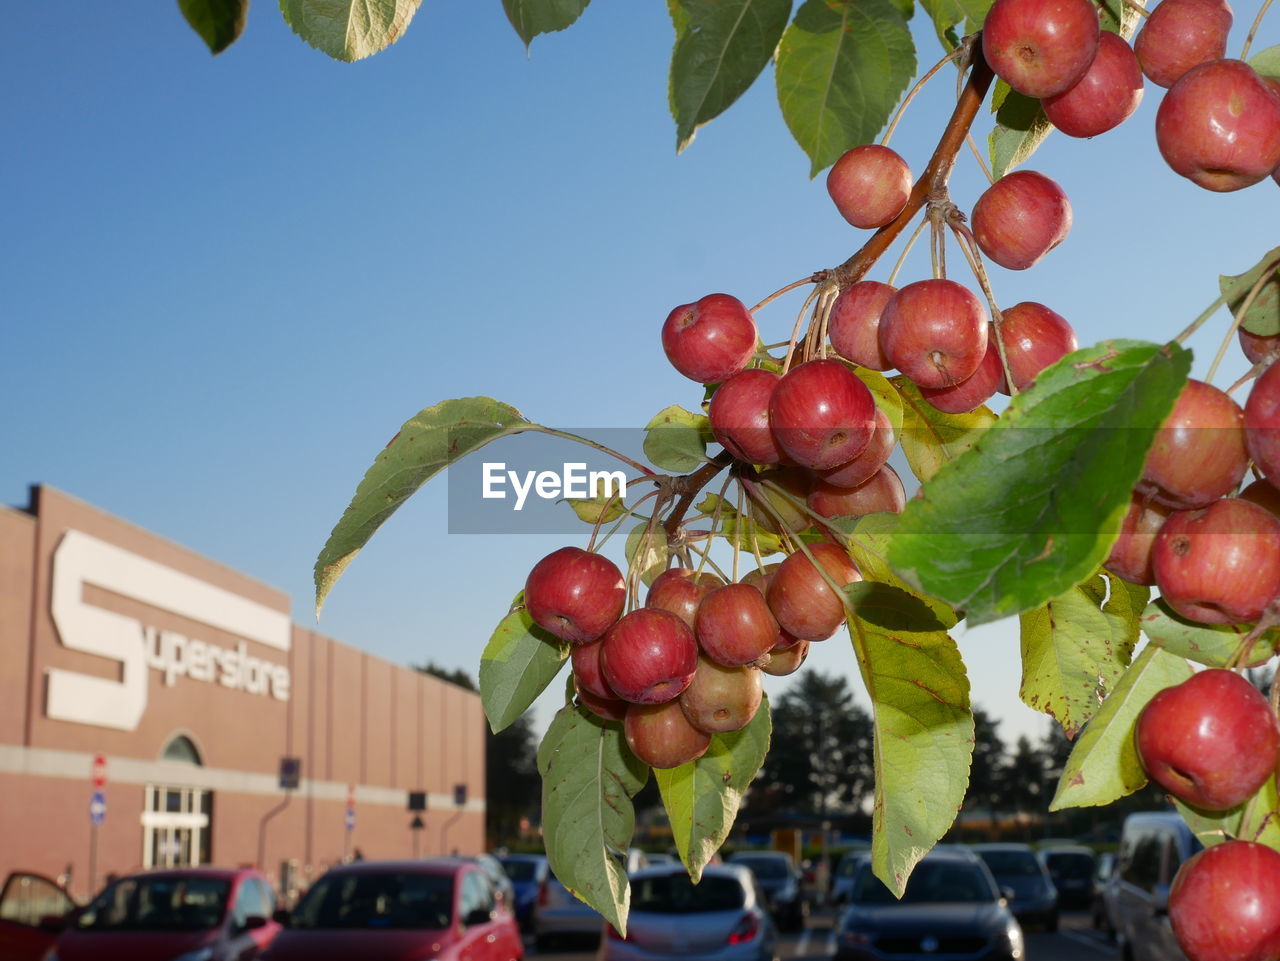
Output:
top-left (727, 851), bottom-right (794, 862)
top-left (319, 858), bottom-right (473, 878)
top-left (1039, 845), bottom-right (1095, 856)
top-left (630, 862), bottom-right (753, 884)
top-left (117, 867), bottom-right (256, 882)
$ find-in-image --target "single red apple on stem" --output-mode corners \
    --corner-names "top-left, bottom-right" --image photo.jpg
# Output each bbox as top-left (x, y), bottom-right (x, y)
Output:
top-left (879, 279), bottom-right (989, 388)
top-left (600, 608), bottom-right (699, 704)
top-left (709, 368), bottom-right (783, 465)
top-left (1135, 0), bottom-right (1233, 88)
top-left (1136, 668), bottom-right (1280, 810)
top-left (695, 583), bottom-right (783, 667)
top-left (826, 145), bottom-right (913, 229)
top-left (971, 170), bottom-right (1073, 271)
top-left (1043, 31), bottom-right (1144, 138)
top-left (661, 293), bottom-right (759, 384)
top-left (646, 567), bottom-right (725, 631)
top-left (981, 0), bottom-right (1101, 98)
top-left (767, 542), bottom-right (862, 641)
top-left (1140, 378), bottom-right (1248, 509)
top-left (994, 302), bottom-right (1078, 392)
top-left (679, 657), bottom-right (763, 734)
top-left (1169, 841), bottom-right (1280, 961)
top-left (525, 546), bottom-right (626, 644)
top-left (828, 281), bottom-right (897, 370)
top-left (624, 700), bottom-right (712, 769)
top-left (769, 359), bottom-right (877, 469)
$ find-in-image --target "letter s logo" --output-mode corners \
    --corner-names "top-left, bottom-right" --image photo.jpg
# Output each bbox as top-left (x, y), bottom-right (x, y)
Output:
top-left (46, 531), bottom-right (148, 730)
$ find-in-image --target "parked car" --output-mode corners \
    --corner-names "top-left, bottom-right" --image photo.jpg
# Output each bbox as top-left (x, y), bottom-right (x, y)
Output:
top-left (0, 871), bottom-right (77, 961)
top-left (1112, 812), bottom-right (1202, 961)
top-left (533, 849), bottom-right (648, 951)
top-left (1038, 844), bottom-right (1097, 910)
top-left (263, 858), bottom-right (521, 961)
top-left (834, 846), bottom-right (1024, 961)
top-left (46, 866), bottom-right (280, 961)
top-left (497, 853), bottom-right (548, 932)
top-left (1091, 851), bottom-right (1118, 938)
top-left (725, 851), bottom-right (807, 932)
top-left (466, 854), bottom-right (516, 915)
top-left (832, 851), bottom-right (870, 905)
top-left (971, 843), bottom-right (1059, 931)
top-left (600, 862), bottom-right (778, 961)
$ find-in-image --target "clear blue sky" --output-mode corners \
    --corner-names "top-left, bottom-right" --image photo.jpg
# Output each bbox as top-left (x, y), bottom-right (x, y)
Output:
top-left (3, 3), bottom-right (1275, 748)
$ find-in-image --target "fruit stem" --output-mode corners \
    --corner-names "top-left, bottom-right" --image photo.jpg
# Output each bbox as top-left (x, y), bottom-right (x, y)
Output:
top-left (752, 276), bottom-right (821, 315)
top-left (528, 426), bottom-right (657, 477)
top-left (1205, 266), bottom-right (1274, 385)
top-left (1242, 0), bottom-right (1275, 59)
top-left (783, 284), bottom-right (826, 373)
top-left (949, 217), bottom-right (1018, 395)
top-left (881, 41), bottom-right (972, 148)
top-left (887, 213), bottom-right (930, 285)
top-left (965, 132), bottom-right (996, 185)
top-left (1227, 360), bottom-right (1268, 397)
top-left (830, 41), bottom-right (995, 290)
top-left (662, 450), bottom-right (735, 543)
top-left (1122, 0), bottom-right (1151, 18)
top-left (589, 487), bottom-right (660, 555)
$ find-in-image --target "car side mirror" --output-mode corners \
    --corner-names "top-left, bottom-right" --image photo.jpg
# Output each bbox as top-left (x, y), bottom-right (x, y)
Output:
top-left (271, 908), bottom-right (292, 926)
top-left (243, 915), bottom-right (269, 931)
top-left (1000, 887), bottom-right (1017, 903)
top-left (464, 907), bottom-right (494, 926)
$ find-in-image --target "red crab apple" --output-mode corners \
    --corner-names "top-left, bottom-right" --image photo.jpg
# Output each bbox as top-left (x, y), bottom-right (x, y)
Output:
top-left (738, 566), bottom-right (800, 651)
top-left (1043, 31), bottom-right (1144, 137)
top-left (571, 638), bottom-right (614, 699)
top-left (645, 567), bottom-right (724, 631)
top-left (996, 302), bottom-right (1078, 392)
top-left (1156, 59), bottom-right (1280, 192)
top-left (679, 657), bottom-right (763, 734)
top-left (1140, 378), bottom-right (1248, 509)
top-left (1169, 841), bottom-right (1280, 961)
top-left (709, 368), bottom-right (783, 465)
top-left (920, 331), bottom-right (1003, 413)
top-left (1151, 498), bottom-right (1280, 624)
top-left (576, 682), bottom-right (628, 722)
top-left (761, 640), bottom-right (810, 676)
top-left (879, 279), bottom-right (989, 388)
top-left (661, 293), bottom-right (758, 384)
top-left (524, 546), bottom-right (626, 644)
top-left (600, 608), bottom-right (699, 704)
top-left (971, 171), bottom-right (1073, 271)
top-left (814, 407), bottom-right (896, 488)
top-left (1135, 0), bottom-right (1233, 88)
top-left (981, 0), bottom-right (1101, 98)
top-left (769, 360), bottom-right (877, 469)
top-left (1240, 327), bottom-right (1280, 365)
top-left (767, 542), bottom-right (862, 641)
top-left (808, 465), bottom-right (906, 519)
top-left (624, 700), bottom-right (711, 769)
top-left (1246, 359), bottom-right (1280, 485)
top-left (1104, 494), bottom-right (1172, 586)
top-left (826, 145), bottom-right (913, 229)
top-left (1136, 669), bottom-right (1280, 809)
top-left (828, 281), bottom-right (897, 370)
top-left (695, 583), bottom-right (782, 667)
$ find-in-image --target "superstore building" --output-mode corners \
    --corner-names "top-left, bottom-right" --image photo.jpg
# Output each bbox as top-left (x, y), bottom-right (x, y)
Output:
top-left (0, 486), bottom-right (484, 901)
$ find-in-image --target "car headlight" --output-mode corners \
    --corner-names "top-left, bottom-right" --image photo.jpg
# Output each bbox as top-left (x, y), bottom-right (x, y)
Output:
top-left (1006, 920), bottom-right (1025, 959)
top-left (170, 948), bottom-right (214, 961)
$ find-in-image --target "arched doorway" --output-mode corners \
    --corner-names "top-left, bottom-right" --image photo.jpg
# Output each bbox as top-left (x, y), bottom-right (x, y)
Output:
top-left (142, 734), bottom-right (212, 868)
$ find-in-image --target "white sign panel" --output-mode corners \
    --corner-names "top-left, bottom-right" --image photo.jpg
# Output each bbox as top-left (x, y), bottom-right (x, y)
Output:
top-left (46, 530), bottom-right (292, 731)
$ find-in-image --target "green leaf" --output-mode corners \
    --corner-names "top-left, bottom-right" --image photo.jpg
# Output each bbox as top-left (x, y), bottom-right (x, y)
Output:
top-left (626, 523), bottom-right (669, 586)
top-left (1172, 796), bottom-right (1241, 848)
top-left (919, 0), bottom-right (991, 48)
top-left (314, 397), bottom-right (532, 614)
top-left (990, 89), bottom-right (1053, 179)
top-left (1219, 247), bottom-right (1280, 336)
top-left (855, 367), bottom-right (905, 436)
top-left (889, 340), bottom-right (1191, 626)
top-left (849, 604), bottom-right (972, 896)
top-left (1249, 44), bottom-right (1280, 80)
top-left (280, 0), bottom-right (423, 61)
top-left (1239, 776), bottom-right (1280, 848)
top-left (1050, 645), bottom-right (1193, 810)
top-left (1140, 598), bottom-right (1277, 668)
top-left (892, 376), bottom-right (995, 484)
top-left (479, 601), bottom-right (571, 733)
top-left (643, 405), bottom-right (712, 472)
top-left (838, 514), bottom-right (959, 629)
top-left (538, 704), bottom-right (648, 935)
top-left (567, 494), bottom-right (627, 525)
top-left (656, 696), bottom-right (772, 882)
top-left (669, 0), bottom-right (793, 152)
top-left (177, 0), bottom-right (248, 53)
top-left (776, 0), bottom-right (917, 177)
top-left (503, 0), bottom-right (591, 48)
top-left (1018, 575), bottom-right (1139, 738)
top-left (695, 494), bottom-right (787, 555)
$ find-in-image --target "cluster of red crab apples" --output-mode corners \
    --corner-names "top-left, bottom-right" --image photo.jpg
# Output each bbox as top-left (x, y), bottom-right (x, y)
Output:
top-left (524, 542), bottom-right (857, 769)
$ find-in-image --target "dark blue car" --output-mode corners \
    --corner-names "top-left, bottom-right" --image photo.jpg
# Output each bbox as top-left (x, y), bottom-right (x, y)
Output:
top-left (498, 854), bottom-right (549, 932)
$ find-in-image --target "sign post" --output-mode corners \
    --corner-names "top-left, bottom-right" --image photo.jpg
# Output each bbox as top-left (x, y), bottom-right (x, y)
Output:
top-left (257, 758), bottom-right (298, 868)
top-left (344, 784), bottom-right (356, 861)
top-left (89, 754), bottom-right (106, 895)
top-left (440, 783), bottom-right (467, 855)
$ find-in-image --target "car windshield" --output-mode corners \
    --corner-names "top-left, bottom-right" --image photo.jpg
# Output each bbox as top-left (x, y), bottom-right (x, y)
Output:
top-left (1044, 853), bottom-right (1094, 879)
top-left (632, 875), bottom-right (744, 913)
top-left (75, 876), bottom-right (230, 931)
top-left (854, 862), bottom-right (995, 906)
top-left (500, 859), bottom-right (541, 882)
top-left (732, 857), bottom-right (789, 879)
top-left (976, 851), bottom-right (1042, 877)
top-left (292, 872), bottom-right (454, 930)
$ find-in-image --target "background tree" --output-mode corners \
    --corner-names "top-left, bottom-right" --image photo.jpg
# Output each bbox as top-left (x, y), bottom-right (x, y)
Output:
top-left (964, 707), bottom-right (1009, 828)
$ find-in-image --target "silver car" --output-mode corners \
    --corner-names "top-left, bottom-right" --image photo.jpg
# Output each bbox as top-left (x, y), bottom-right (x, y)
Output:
top-left (1112, 812), bottom-right (1202, 961)
top-left (599, 863), bottom-right (778, 961)
top-left (534, 849), bottom-right (648, 951)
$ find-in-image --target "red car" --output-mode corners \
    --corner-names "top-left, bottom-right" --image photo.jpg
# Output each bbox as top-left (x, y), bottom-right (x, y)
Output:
top-left (45, 866), bottom-right (281, 961)
top-left (262, 858), bottom-right (523, 961)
